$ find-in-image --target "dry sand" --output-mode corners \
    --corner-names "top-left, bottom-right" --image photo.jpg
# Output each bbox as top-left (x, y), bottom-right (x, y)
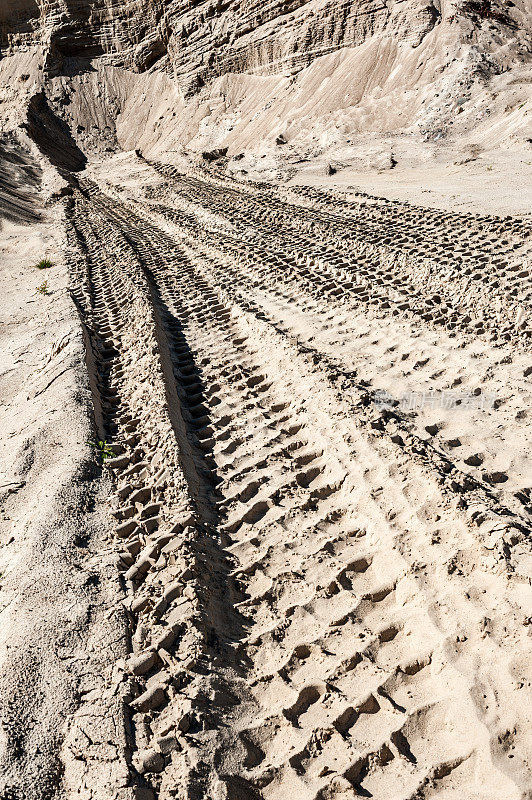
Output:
top-left (1, 137), bottom-right (530, 799)
top-left (0, 0), bottom-right (531, 794)
top-left (289, 151), bottom-right (532, 216)
top-left (0, 155), bottom-right (131, 800)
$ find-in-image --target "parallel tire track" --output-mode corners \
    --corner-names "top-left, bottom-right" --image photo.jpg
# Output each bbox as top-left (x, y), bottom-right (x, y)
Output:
top-left (64, 174), bottom-right (531, 800)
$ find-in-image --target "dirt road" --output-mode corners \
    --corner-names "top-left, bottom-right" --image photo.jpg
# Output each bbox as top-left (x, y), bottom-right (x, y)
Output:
top-left (55, 164), bottom-right (532, 799)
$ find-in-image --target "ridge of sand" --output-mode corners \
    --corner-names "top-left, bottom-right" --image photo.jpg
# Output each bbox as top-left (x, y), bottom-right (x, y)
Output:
top-left (0, 145), bottom-right (129, 800)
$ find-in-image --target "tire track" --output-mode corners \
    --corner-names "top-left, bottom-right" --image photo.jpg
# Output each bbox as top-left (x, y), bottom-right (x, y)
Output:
top-left (63, 176), bottom-right (531, 799)
top-left (144, 160), bottom-right (532, 347)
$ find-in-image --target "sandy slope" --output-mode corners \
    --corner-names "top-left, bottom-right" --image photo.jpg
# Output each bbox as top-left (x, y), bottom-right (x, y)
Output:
top-left (0, 147), bottom-right (131, 800)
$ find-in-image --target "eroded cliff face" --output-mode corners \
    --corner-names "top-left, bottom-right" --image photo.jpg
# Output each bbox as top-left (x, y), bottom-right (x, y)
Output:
top-left (0, 0), bottom-right (530, 174)
top-left (1, 0), bottom-right (443, 89)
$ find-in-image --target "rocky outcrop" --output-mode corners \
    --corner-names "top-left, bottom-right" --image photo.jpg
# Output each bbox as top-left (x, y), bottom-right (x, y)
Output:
top-left (2, 0), bottom-right (442, 92)
top-left (1, 1), bottom-right (529, 89)
top-left (0, 0), bottom-right (530, 170)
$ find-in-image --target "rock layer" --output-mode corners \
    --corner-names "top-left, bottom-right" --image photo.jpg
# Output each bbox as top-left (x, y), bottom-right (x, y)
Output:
top-left (1, 0), bottom-right (529, 90)
top-left (0, 0), bottom-right (530, 167)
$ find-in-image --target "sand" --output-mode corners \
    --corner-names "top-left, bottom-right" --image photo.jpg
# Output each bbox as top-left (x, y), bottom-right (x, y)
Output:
top-left (1, 135), bottom-right (530, 799)
top-left (0, 164), bottom-right (130, 799)
top-left (0, 0), bottom-right (531, 788)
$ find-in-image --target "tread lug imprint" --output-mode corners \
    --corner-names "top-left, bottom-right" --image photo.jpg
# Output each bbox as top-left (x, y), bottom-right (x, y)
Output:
top-left (62, 171), bottom-right (532, 800)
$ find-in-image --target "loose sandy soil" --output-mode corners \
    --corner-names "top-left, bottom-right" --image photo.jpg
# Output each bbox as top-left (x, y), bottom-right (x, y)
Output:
top-left (0, 0), bottom-right (531, 794)
top-left (291, 152), bottom-right (532, 216)
top-left (1, 137), bottom-right (530, 800)
top-left (0, 154), bottom-right (132, 800)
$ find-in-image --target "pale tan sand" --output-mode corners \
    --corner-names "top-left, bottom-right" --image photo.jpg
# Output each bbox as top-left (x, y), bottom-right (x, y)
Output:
top-left (3, 149), bottom-right (527, 800)
top-left (0, 159), bottom-right (129, 799)
top-left (0, 0), bottom-right (531, 796)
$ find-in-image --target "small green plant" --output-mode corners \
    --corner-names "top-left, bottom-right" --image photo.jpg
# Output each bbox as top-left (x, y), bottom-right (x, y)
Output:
top-left (36, 280), bottom-right (50, 295)
top-left (35, 258), bottom-right (53, 270)
top-left (88, 439), bottom-right (115, 462)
